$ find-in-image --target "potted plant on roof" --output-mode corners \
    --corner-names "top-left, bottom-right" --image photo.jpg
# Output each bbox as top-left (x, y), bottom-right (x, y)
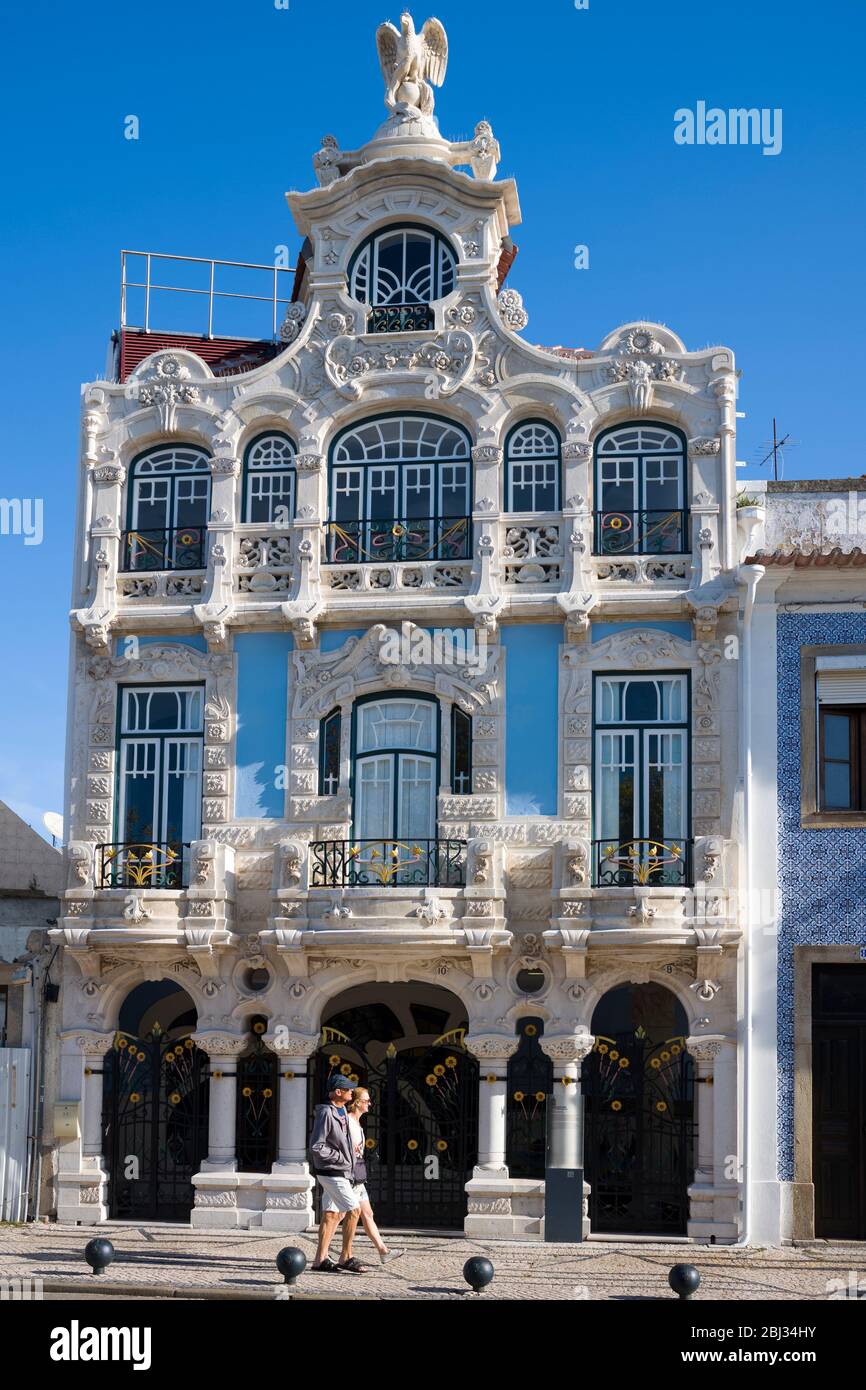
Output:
top-left (736, 489), bottom-right (766, 560)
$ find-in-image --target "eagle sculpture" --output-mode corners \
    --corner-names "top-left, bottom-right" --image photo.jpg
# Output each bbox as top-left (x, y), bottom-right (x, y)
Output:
top-left (376, 13), bottom-right (448, 118)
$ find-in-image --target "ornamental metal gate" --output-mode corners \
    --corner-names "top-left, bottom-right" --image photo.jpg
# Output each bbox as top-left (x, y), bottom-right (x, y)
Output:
top-left (102, 1026), bottom-right (209, 1221)
top-left (310, 1015), bottom-right (478, 1229)
top-left (583, 1027), bottom-right (696, 1235)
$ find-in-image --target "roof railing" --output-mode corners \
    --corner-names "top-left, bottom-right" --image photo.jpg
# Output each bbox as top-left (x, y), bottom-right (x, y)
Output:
top-left (120, 249), bottom-right (297, 342)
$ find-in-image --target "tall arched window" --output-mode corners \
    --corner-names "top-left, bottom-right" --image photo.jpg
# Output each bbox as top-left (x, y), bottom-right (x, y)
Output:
top-left (242, 432), bottom-right (296, 524)
top-left (593, 423), bottom-right (687, 555)
top-left (124, 445), bottom-right (211, 571)
top-left (327, 415), bottom-right (472, 563)
top-left (505, 421), bottom-right (561, 512)
top-left (348, 224), bottom-right (456, 332)
top-left (354, 695), bottom-right (439, 846)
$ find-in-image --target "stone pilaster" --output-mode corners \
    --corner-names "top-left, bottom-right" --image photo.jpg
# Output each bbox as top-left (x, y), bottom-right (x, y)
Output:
top-left (190, 1031), bottom-right (246, 1228)
top-left (685, 1034), bottom-right (739, 1240)
top-left (540, 1032), bottom-right (595, 1238)
top-left (55, 1030), bottom-right (115, 1224)
top-left (260, 1031), bottom-right (319, 1232)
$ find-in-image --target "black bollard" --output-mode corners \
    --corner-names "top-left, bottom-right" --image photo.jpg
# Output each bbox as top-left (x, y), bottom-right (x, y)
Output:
top-left (84, 1238), bottom-right (115, 1276)
top-left (669, 1263), bottom-right (701, 1300)
top-left (276, 1247), bottom-right (307, 1285)
top-left (463, 1256), bottom-right (494, 1294)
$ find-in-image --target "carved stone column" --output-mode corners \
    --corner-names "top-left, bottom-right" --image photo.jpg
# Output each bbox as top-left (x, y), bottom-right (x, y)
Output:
top-left (463, 1033), bottom-right (520, 1239)
top-left (56, 1030), bottom-right (115, 1225)
top-left (465, 1033), bottom-right (519, 1174)
top-left (189, 1031), bottom-right (248, 1228)
top-left (540, 1032), bottom-right (595, 1238)
top-left (261, 1031), bottom-right (319, 1232)
top-left (191, 1031), bottom-right (246, 1170)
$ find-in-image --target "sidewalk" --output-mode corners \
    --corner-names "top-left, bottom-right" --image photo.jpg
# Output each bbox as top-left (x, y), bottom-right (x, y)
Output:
top-left (2, 1223), bottom-right (864, 1300)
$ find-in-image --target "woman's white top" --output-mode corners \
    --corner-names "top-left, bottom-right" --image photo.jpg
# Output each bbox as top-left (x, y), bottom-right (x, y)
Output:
top-left (347, 1113), bottom-right (364, 1156)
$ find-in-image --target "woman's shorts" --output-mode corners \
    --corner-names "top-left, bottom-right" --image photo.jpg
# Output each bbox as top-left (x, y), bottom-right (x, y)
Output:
top-left (316, 1175), bottom-right (362, 1213)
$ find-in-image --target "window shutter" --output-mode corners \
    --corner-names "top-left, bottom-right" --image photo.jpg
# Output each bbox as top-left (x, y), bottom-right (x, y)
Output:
top-left (816, 671), bottom-right (866, 704)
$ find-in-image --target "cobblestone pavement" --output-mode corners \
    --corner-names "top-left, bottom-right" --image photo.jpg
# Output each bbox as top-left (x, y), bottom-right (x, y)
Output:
top-left (1, 1223), bottom-right (864, 1300)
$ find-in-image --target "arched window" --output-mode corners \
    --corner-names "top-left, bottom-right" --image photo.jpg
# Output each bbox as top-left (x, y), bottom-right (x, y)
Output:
top-left (594, 423), bottom-right (687, 555)
top-left (327, 415), bottom-right (472, 563)
top-left (349, 224), bottom-right (456, 332)
top-left (124, 445), bottom-right (211, 572)
top-left (242, 432), bottom-right (296, 525)
top-left (354, 696), bottom-right (439, 847)
top-left (505, 421), bottom-right (561, 512)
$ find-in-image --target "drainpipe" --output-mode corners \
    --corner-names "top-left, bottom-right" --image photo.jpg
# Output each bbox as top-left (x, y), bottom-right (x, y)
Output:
top-left (736, 563), bottom-right (764, 1246)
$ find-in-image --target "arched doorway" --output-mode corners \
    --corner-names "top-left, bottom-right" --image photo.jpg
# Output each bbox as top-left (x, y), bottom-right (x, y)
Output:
top-left (583, 982), bottom-right (695, 1235)
top-left (310, 983), bottom-right (478, 1229)
top-left (102, 980), bottom-right (209, 1221)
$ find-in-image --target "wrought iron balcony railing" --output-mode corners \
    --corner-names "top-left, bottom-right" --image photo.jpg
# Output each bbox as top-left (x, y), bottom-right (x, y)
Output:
top-left (366, 303), bottom-right (435, 334)
top-left (593, 509), bottom-right (690, 556)
top-left (325, 516), bottom-right (471, 564)
top-left (121, 527), bottom-right (207, 572)
top-left (592, 838), bottom-right (693, 888)
top-left (311, 839), bottom-right (466, 888)
top-left (97, 841), bottom-right (191, 889)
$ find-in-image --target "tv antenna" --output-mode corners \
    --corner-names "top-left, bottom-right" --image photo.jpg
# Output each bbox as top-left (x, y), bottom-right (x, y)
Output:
top-left (754, 418), bottom-right (798, 481)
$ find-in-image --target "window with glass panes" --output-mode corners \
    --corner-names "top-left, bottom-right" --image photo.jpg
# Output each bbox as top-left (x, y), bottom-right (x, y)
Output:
top-left (349, 226), bottom-right (456, 306)
top-left (506, 422), bottom-right (561, 512)
top-left (594, 424), bottom-right (686, 555)
top-left (328, 415), bottom-right (471, 563)
top-left (125, 446), bottom-right (211, 571)
top-left (116, 686), bottom-right (204, 849)
top-left (352, 696), bottom-right (439, 845)
top-left (593, 673), bottom-right (689, 883)
top-left (243, 433), bottom-right (296, 524)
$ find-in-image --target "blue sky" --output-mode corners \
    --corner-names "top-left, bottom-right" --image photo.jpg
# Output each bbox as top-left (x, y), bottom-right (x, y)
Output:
top-left (0, 0), bottom-right (864, 834)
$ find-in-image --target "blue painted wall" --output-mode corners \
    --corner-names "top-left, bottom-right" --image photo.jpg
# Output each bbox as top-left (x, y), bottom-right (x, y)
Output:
top-left (234, 632), bottom-right (294, 818)
top-left (501, 624), bottom-right (561, 816)
top-left (776, 612), bottom-right (866, 1178)
top-left (591, 621), bottom-right (692, 642)
top-left (320, 629), bottom-right (366, 652)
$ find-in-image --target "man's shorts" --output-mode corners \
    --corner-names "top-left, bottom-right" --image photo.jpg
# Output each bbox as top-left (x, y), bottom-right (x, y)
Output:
top-left (317, 1175), bottom-right (362, 1213)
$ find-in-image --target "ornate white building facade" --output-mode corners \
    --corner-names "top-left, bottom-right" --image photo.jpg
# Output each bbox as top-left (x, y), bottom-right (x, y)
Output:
top-left (50, 18), bottom-right (750, 1241)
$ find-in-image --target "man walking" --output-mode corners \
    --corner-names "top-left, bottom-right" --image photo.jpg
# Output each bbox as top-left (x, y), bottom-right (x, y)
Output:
top-left (309, 1072), bottom-right (368, 1273)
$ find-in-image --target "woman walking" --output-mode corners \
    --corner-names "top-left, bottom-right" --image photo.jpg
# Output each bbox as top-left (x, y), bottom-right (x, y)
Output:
top-left (347, 1088), bottom-right (404, 1266)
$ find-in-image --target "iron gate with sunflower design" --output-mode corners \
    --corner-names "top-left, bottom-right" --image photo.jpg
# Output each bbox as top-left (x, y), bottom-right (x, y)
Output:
top-left (310, 1024), bottom-right (479, 1229)
top-left (583, 1028), bottom-right (696, 1234)
top-left (102, 1026), bottom-right (209, 1221)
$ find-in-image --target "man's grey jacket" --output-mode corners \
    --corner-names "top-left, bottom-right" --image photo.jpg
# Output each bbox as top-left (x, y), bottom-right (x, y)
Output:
top-left (309, 1102), bottom-right (354, 1177)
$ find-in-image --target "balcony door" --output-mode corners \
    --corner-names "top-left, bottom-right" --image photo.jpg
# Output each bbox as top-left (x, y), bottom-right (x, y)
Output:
top-left (353, 698), bottom-right (438, 883)
top-left (126, 445), bottom-right (211, 571)
top-left (595, 425), bottom-right (685, 555)
top-left (112, 686), bottom-right (204, 887)
top-left (593, 674), bottom-right (689, 885)
top-left (328, 416), bottom-right (471, 563)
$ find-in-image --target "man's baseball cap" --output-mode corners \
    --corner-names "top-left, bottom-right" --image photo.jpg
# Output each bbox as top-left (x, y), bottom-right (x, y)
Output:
top-left (327, 1073), bottom-right (354, 1094)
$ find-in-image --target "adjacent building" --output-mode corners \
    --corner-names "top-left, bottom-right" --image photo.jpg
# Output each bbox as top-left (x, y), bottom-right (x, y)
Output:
top-left (745, 479), bottom-right (866, 1243)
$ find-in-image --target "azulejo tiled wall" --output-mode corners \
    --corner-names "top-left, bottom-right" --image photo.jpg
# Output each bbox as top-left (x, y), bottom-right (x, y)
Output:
top-left (776, 612), bottom-right (866, 1179)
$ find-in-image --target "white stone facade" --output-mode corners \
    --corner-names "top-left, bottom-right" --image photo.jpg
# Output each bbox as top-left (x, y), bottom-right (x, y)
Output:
top-left (49, 17), bottom-right (747, 1241)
